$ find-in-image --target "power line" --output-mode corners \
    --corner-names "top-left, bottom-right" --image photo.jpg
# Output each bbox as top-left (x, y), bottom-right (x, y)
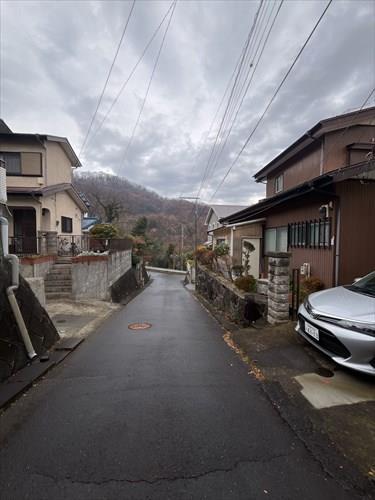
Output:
top-left (201, 0), bottom-right (271, 186)
top-left (196, 0), bottom-right (265, 199)
top-left (209, 0), bottom-right (333, 201)
top-left (122, 1), bottom-right (177, 165)
top-left (83, 1), bottom-right (175, 152)
top-left (178, 16), bottom-right (255, 199)
top-left (79, 0), bottom-right (136, 157)
top-left (204, 0), bottom-right (283, 191)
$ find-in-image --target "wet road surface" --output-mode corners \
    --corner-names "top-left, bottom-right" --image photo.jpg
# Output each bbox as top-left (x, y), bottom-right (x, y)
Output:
top-left (0, 273), bottom-right (358, 499)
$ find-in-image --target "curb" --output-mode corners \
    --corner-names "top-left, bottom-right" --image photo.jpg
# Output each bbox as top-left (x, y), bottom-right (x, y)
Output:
top-left (0, 338), bottom-right (83, 412)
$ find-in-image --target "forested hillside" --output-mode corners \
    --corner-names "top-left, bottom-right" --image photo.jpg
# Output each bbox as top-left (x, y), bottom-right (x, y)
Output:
top-left (74, 172), bottom-right (207, 266)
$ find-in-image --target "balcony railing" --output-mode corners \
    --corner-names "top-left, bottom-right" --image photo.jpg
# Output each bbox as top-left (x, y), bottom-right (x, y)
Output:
top-left (7, 235), bottom-right (133, 257)
top-left (8, 236), bottom-right (41, 255)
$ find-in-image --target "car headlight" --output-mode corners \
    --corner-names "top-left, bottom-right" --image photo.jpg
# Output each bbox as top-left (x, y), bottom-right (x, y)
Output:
top-left (319, 316), bottom-right (375, 337)
top-left (304, 298), bottom-right (313, 315)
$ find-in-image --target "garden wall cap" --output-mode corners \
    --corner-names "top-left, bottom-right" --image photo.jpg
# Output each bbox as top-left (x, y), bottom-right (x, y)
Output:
top-left (265, 252), bottom-right (292, 258)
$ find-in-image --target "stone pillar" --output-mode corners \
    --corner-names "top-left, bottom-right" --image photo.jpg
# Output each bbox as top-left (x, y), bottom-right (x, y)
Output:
top-left (46, 231), bottom-right (58, 255)
top-left (267, 252), bottom-right (291, 324)
top-left (38, 231), bottom-right (47, 255)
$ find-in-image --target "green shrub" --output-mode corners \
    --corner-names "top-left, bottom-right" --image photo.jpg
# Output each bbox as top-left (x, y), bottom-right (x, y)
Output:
top-left (90, 223), bottom-right (119, 239)
top-left (214, 242), bottom-right (230, 257)
top-left (300, 276), bottom-right (324, 302)
top-left (195, 245), bottom-right (214, 267)
top-left (234, 275), bottom-right (257, 293)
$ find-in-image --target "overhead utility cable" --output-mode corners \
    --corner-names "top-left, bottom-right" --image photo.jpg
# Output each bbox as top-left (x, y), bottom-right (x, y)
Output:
top-left (178, 16), bottom-right (256, 200)
top-left (84, 1), bottom-right (175, 150)
top-left (209, 0), bottom-right (333, 200)
top-left (178, 21), bottom-right (254, 199)
top-left (205, 0), bottom-right (283, 185)
top-left (196, 0), bottom-right (265, 199)
top-left (122, 1), bottom-right (177, 164)
top-left (79, 0), bottom-right (136, 157)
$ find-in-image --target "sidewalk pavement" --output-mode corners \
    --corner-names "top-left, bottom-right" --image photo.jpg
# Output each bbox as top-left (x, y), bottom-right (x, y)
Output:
top-left (46, 299), bottom-right (121, 339)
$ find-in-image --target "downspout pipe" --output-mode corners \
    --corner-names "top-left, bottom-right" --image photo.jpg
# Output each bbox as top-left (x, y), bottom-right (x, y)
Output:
top-left (0, 217), bottom-right (37, 360)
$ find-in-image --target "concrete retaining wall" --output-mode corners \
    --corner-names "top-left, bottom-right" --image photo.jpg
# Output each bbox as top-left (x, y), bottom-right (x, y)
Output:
top-left (0, 260), bottom-right (59, 382)
top-left (20, 255), bottom-right (56, 279)
top-left (25, 277), bottom-right (46, 307)
top-left (71, 250), bottom-right (132, 300)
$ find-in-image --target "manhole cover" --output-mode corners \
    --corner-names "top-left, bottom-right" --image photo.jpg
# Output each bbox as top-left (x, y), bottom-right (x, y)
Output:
top-left (128, 322), bottom-right (152, 330)
top-left (316, 366), bottom-right (334, 378)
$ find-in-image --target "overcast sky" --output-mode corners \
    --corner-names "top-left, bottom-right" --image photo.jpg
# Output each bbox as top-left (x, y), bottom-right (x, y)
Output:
top-left (0, 0), bottom-right (374, 205)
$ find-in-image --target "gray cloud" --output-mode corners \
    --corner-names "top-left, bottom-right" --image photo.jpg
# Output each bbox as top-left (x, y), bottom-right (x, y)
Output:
top-left (1, 0), bottom-right (374, 206)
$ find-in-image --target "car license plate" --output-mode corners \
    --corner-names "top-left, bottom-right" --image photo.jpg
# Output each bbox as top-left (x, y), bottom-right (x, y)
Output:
top-left (305, 321), bottom-right (319, 341)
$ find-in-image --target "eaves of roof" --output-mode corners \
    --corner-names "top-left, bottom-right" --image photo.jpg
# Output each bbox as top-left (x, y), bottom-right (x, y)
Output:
top-left (0, 132), bottom-right (81, 168)
top-left (222, 160), bottom-right (374, 225)
top-left (254, 106), bottom-right (375, 182)
top-left (7, 183), bottom-right (88, 211)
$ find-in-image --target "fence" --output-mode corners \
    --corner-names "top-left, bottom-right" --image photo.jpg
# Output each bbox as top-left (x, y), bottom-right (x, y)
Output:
top-left (9, 234), bottom-right (133, 257)
top-left (57, 235), bottom-right (133, 256)
top-left (9, 236), bottom-right (42, 255)
top-left (57, 235), bottom-right (90, 256)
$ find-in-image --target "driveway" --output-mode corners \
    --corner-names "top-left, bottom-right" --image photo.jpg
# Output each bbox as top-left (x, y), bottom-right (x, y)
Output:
top-left (0, 273), bottom-right (364, 499)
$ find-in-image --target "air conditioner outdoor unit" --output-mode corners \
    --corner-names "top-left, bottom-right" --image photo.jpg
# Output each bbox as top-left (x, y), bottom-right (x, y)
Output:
top-left (0, 166), bottom-right (7, 204)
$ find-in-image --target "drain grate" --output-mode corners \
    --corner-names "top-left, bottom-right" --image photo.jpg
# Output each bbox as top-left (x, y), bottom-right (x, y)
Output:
top-left (128, 322), bottom-right (152, 331)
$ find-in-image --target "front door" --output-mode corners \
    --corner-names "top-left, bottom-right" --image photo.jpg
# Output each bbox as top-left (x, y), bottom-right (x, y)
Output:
top-left (242, 238), bottom-right (260, 278)
top-left (13, 208), bottom-right (37, 254)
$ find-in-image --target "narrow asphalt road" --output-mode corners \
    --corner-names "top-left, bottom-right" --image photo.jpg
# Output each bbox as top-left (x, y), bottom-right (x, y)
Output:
top-left (0, 273), bottom-right (358, 499)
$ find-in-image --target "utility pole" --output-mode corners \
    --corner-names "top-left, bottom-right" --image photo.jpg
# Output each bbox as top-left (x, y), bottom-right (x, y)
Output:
top-left (180, 224), bottom-right (184, 270)
top-left (179, 196), bottom-right (199, 286)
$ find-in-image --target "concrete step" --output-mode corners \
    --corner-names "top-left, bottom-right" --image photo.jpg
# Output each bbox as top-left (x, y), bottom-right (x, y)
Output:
top-left (45, 283), bottom-right (72, 290)
top-left (45, 286), bottom-right (72, 292)
top-left (46, 292), bottom-right (72, 300)
top-left (52, 264), bottom-right (72, 269)
top-left (45, 280), bottom-right (72, 287)
top-left (47, 269), bottom-right (72, 276)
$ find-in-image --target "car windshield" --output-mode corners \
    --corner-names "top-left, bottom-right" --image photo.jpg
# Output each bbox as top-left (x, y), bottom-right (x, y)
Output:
top-left (349, 271), bottom-right (375, 297)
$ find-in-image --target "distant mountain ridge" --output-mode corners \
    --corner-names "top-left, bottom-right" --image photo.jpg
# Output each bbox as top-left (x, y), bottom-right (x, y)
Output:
top-left (74, 172), bottom-right (207, 253)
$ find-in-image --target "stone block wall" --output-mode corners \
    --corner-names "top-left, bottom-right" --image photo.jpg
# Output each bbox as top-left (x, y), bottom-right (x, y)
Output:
top-left (267, 252), bottom-right (291, 324)
top-left (71, 250), bottom-right (132, 300)
top-left (196, 265), bottom-right (265, 326)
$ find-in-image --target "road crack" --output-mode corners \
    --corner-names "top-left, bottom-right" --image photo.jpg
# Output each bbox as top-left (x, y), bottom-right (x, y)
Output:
top-left (33, 452), bottom-right (288, 487)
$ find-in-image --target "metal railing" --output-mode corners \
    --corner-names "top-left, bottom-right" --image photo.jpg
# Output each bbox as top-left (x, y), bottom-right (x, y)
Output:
top-left (8, 235), bottom-right (133, 257)
top-left (57, 235), bottom-right (133, 256)
top-left (57, 235), bottom-right (90, 256)
top-left (8, 236), bottom-right (41, 255)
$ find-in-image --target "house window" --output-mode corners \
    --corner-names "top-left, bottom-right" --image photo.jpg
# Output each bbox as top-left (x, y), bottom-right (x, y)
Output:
top-left (61, 216), bottom-right (73, 233)
top-left (0, 151), bottom-right (42, 176)
top-left (265, 227), bottom-right (288, 253)
top-left (288, 218), bottom-right (331, 249)
top-left (275, 174), bottom-right (284, 193)
top-left (216, 238), bottom-right (226, 246)
top-left (0, 152), bottom-right (21, 175)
